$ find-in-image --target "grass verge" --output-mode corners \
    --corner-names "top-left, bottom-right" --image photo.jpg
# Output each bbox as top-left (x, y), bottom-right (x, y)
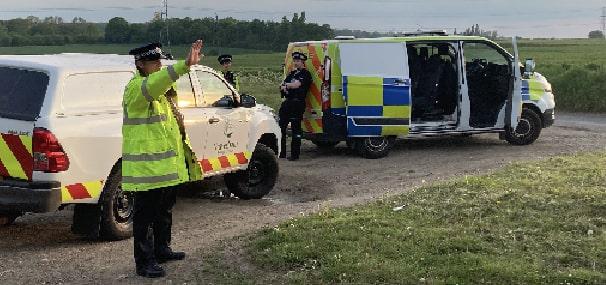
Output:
top-left (198, 152), bottom-right (606, 284)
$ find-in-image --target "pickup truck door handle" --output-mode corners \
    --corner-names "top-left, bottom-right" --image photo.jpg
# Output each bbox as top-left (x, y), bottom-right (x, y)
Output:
top-left (208, 118), bottom-right (220, 124)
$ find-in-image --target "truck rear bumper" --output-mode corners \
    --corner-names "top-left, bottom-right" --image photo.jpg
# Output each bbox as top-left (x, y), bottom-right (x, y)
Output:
top-left (0, 180), bottom-right (61, 214)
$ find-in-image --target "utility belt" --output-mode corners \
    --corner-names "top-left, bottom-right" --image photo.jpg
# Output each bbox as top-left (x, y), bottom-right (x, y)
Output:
top-left (283, 92), bottom-right (305, 101)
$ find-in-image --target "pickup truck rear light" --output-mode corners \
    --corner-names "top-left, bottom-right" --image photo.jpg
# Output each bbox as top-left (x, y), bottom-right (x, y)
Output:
top-left (33, 127), bottom-right (69, 173)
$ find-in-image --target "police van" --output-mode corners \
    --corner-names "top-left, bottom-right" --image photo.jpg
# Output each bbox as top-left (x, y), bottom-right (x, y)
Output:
top-left (0, 54), bottom-right (281, 239)
top-left (284, 32), bottom-right (555, 158)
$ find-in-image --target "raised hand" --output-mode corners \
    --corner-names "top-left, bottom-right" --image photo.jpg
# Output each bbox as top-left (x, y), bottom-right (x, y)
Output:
top-left (186, 40), bottom-right (204, 67)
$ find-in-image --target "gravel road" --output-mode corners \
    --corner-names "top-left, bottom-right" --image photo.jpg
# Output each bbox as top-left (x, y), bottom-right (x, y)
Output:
top-left (1, 112), bottom-right (605, 284)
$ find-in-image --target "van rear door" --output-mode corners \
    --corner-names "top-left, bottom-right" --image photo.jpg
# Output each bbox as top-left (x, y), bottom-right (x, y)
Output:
top-left (0, 66), bottom-right (49, 181)
top-left (339, 42), bottom-right (411, 137)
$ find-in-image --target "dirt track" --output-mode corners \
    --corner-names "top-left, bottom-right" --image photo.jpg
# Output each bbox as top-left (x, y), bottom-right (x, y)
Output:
top-left (1, 112), bottom-right (605, 284)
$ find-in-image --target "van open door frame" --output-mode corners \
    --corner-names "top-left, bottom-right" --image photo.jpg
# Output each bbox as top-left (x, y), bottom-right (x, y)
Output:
top-left (507, 37), bottom-right (523, 131)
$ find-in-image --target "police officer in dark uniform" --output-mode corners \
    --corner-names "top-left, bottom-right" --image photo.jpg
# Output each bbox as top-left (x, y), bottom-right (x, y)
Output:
top-left (218, 54), bottom-right (239, 90)
top-left (279, 52), bottom-right (312, 161)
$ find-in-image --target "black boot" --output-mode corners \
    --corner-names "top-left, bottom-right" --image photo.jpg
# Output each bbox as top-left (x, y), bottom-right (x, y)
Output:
top-left (136, 263), bottom-right (166, 278)
top-left (157, 249), bottom-right (186, 264)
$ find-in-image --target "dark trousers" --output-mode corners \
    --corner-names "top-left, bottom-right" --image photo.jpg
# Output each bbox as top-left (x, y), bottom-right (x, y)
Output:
top-left (133, 186), bottom-right (177, 268)
top-left (279, 99), bottom-right (306, 159)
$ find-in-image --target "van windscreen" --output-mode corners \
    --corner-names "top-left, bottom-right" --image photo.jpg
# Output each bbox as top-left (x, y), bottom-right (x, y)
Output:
top-left (0, 67), bottom-right (49, 121)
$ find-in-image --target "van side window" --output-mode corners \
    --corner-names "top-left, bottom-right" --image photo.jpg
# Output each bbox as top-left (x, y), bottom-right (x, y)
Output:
top-left (463, 43), bottom-right (509, 66)
top-left (62, 72), bottom-right (132, 114)
top-left (175, 74), bottom-right (196, 108)
top-left (194, 71), bottom-right (233, 107)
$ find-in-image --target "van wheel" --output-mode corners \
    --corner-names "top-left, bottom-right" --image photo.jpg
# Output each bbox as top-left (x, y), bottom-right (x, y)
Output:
top-left (355, 136), bottom-right (395, 159)
top-left (224, 144), bottom-right (278, 200)
top-left (312, 140), bottom-right (340, 149)
top-left (99, 161), bottom-right (133, 240)
top-left (0, 214), bottom-right (19, 226)
top-left (505, 108), bottom-right (542, 146)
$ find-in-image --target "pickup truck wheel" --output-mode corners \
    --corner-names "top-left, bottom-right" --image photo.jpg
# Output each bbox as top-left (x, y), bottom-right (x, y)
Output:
top-left (224, 144), bottom-right (278, 200)
top-left (0, 214), bottom-right (19, 226)
top-left (99, 162), bottom-right (133, 240)
top-left (505, 108), bottom-right (542, 146)
top-left (355, 136), bottom-right (395, 159)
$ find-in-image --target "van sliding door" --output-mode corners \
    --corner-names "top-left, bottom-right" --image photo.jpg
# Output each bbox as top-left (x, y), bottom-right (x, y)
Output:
top-left (339, 42), bottom-right (411, 137)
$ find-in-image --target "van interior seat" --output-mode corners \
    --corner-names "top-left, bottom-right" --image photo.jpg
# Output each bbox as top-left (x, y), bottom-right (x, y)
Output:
top-left (409, 44), bottom-right (459, 121)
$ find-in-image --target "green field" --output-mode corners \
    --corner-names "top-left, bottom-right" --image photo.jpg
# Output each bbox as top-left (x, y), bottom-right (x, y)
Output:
top-left (196, 151), bottom-right (606, 284)
top-left (505, 39), bottom-right (606, 113)
top-left (1, 39), bottom-right (604, 112)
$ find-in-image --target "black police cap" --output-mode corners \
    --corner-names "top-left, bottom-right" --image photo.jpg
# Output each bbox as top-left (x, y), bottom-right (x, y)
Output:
top-left (129, 43), bottom-right (168, 61)
top-left (292, 52), bottom-right (307, 61)
top-left (218, 54), bottom-right (233, 65)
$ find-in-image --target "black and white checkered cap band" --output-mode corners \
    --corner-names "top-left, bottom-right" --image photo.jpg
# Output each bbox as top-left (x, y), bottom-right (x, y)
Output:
top-left (134, 47), bottom-right (163, 60)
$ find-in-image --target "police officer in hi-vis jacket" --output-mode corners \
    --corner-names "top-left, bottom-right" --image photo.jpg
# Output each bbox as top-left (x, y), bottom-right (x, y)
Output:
top-left (279, 52), bottom-right (312, 161)
top-left (123, 40), bottom-right (203, 278)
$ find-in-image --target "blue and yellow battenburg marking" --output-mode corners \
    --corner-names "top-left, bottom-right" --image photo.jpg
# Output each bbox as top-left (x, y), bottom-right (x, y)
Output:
top-left (343, 76), bottom-right (411, 137)
top-left (522, 76), bottom-right (544, 102)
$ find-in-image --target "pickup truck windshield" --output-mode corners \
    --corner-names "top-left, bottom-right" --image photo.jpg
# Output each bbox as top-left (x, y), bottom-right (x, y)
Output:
top-left (0, 67), bottom-right (49, 121)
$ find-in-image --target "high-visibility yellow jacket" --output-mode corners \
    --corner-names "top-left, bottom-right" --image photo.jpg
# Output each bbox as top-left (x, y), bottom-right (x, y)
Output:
top-left (122, 60), bottom-right (202, 192)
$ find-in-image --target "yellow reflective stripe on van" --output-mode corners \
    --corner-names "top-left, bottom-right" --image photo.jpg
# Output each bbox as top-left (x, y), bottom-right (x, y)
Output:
top-left (346, 76), bottom-right (384, 106)
top-left (0, 137), bottom-right (28, 180)
top-left (528, 79), bottom-right (544, 101)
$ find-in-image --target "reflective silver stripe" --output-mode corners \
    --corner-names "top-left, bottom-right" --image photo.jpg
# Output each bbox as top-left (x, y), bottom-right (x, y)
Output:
top-left (122, 173), bottom-right (179, 184)
top-left (167, 65), bottom-right (178, 82)
top-left (123, 150), bottom-right (177, 162)
top-left (123, 114), bottom-right (167, 126)
top-left (141, 78), bottom-right (154, 102)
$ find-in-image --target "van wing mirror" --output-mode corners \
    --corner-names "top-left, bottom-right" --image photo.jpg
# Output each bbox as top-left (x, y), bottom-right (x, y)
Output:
top-left (524, 58), bottom-right (536, 74)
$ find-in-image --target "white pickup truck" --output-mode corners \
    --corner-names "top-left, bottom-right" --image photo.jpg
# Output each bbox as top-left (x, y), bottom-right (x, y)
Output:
top-left (0, 54), bottom-right (281, 239)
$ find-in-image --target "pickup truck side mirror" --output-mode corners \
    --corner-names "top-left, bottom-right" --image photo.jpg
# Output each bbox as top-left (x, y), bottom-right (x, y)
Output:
top-left (524, 58), bottom-right (536, 74)
top-left (212, 95), bottom-right (234, 108)
top-left (240, 94), bottom-right (257, 108)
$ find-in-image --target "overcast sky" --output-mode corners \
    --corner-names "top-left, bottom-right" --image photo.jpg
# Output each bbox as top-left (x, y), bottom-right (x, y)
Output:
top-left (2, 0), bottom-right (605, 37)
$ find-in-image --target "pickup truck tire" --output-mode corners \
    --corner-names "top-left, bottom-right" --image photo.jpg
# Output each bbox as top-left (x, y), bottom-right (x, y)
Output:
top-left (99, 162), bottom-right (133, 240)
top-left (0, 214), bottom-right (18, 226)
top-left (355, 136), bottom-right (395, 159)
top-left (224, 144), bottom-right (278, 200)
top-left (505, 108), bottom-right (542, 146)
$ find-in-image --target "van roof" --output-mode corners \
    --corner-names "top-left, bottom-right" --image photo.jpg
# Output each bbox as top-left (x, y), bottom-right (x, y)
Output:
top-left (292, 35), bottom-right (490, 45)
top-left (0, 53), bottom-right (216, 74)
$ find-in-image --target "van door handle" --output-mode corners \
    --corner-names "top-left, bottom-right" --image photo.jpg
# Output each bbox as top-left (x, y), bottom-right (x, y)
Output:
top-left (208, 118), bottom-right (220, 124)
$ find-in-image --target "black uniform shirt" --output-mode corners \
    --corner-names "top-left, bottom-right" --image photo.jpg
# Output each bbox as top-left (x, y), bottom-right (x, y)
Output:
top-left (283, 68), bottom-right (312, 100)
top-left (223, 71), bottom-right (237, 88)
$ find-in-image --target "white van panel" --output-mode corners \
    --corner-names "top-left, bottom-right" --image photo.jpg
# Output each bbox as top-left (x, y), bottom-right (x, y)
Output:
top-left (340, 42), bottom-right (409, 77)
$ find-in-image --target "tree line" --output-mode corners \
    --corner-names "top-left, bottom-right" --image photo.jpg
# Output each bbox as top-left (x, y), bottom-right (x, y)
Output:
top-left (0, 16), bottom-right (103, 46)
top-left (0, 13), bottom-right (333, 51)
